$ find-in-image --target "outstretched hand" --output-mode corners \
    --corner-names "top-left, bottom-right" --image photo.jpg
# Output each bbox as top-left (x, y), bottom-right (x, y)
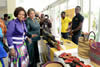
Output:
top-left (32, 34), bottom-right (38, 38)
top-left (10, 48), bottom-right (16, 57)
top-left (27, 37), bottom-right (32, 44)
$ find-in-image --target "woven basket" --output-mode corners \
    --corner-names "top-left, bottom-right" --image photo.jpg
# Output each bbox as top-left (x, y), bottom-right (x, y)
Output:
top-left (78, 37), bottom-right (90, 59)
top-left (89, 31), bottom-right (100, 66)
top-left (89, 40), bottom-right (100, 66)
top-left (78, 31), bottom-right (95, 59)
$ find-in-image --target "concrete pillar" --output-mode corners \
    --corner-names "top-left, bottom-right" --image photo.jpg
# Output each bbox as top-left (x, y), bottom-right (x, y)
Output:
top-left (7, 0), bottom-right (16, 14)
top-left (0, 0), bottom-right (7, 17)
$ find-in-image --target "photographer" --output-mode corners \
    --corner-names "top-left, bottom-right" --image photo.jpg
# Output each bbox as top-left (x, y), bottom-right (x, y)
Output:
top-left (42, 15), bottom-right (52, 33)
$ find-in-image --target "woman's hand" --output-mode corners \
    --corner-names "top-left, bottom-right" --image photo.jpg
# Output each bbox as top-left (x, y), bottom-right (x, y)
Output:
top-left (27, 37), bottom-right (32, 44)
top-left (32, 34), bottom-right (38, 38)
top-left (10, 48), bottom-right (16, 57)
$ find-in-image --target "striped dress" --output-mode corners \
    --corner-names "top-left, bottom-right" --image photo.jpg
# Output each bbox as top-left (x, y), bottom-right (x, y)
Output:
top-left (6, 19), bottom-right (29, 67)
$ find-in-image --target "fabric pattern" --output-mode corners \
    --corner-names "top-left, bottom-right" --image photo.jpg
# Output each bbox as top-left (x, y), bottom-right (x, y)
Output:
top-left (7, 18), bottom-right (29, 67)
top-left (8, 42), bottom-right (29, 67)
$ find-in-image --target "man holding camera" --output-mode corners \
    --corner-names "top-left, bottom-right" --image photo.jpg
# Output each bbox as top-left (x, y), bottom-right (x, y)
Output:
top-left (40, 14), bottom-right (52, 34)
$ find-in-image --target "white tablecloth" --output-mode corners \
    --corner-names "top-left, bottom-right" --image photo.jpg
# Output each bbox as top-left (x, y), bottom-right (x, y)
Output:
top-left (54, 48), bottom-right (94, 67)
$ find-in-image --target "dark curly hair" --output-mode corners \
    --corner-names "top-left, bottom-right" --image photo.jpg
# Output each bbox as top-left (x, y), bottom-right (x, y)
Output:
top-left (14, 7), bottom-right (27, 18)
top-left (61, 11), bottom-right (66, 15)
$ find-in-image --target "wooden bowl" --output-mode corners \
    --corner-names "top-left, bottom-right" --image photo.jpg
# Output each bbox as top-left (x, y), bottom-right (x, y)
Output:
top-left (42, 61), bottom-right (64, 67)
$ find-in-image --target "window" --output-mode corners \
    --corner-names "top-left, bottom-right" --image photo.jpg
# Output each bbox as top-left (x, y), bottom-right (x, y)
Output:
top-left (68, 0), bottom-right (78, 9)
top-left (91, 0), bottom-right (100, 41)
top-left (82, 0), bottom-right (89, 32)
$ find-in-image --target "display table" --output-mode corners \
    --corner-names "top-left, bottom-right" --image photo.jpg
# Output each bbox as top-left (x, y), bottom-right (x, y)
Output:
top-left (54, 48), bottom-right (94, 67)
top-left (44, 39), bottom-right (94, 67)
top-left (48, 40), bottom-right (78, 61)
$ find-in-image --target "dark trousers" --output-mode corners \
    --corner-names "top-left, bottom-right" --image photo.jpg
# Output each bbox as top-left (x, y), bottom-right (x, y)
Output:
top-left (72, 32), bottom-right (81, 45)
top-left (61, 32), bottom-right (69, 39)
top-left (26, 41), bottom-right (40, 67)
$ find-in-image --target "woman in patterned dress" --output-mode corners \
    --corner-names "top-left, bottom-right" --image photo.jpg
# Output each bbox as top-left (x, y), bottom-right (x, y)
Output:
top-left (6, 7), bottom-right (36, 67)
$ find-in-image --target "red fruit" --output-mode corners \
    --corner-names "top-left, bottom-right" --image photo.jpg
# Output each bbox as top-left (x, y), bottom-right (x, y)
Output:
top-left (76, 65), bottom-right (80, 67)
top-left (57, 45), bottom-right (61, 51)
top-left (59, 53), bottom-right (67, 58)
top-left (79, 62), bottom-right (85, 67)
top-left (73, 58), bottom-right (80, 63)
top-left (75, 58), bottom-right (80, 61)
top-left (59, 53), bottom-right (72, 58)
top-left (67, 58), bottom-right (73, 61)
top-left (56, 41), bottom-right (61, 51)
top-left (64, 59), bottom-right (73, 64)
top-left (57, 41), bottom-right (60, 44)
top-left (62, 56), bottom-right (69, 60)
top-left (69, 56), bottom-right (76, 59)
top-left (66, 53), bottom-right (72, 56)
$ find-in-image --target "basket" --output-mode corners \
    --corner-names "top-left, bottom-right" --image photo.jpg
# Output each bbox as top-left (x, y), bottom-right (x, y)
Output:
top-left (90, 40), bottom-right (100, 66)
top-left (89, 31), bottom-right (100, 66)
top-left (78, 32), bottom-right (92, 59)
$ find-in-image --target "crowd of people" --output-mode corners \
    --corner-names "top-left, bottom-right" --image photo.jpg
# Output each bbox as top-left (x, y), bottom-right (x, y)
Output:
top-left (0, 7), bottom-right (52, 67)
top-left (0, 6), bottom-right (84, 67)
